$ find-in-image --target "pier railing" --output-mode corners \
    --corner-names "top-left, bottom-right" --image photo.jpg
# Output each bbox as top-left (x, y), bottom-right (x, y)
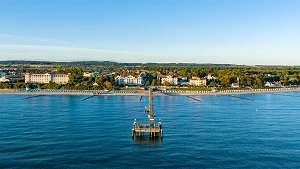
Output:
top-left (133, 124), bottom-right (161, 133)
top-left (134, 124), bottom-right (160, 129)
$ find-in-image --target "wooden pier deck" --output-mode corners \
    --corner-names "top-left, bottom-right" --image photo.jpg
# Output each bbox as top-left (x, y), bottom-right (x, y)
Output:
top-left (132, 123), bottom-right (162, 138)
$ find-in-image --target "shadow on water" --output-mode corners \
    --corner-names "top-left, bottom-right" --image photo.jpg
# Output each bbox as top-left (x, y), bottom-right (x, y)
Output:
top-left (132, 136), bottom-right (163, 145)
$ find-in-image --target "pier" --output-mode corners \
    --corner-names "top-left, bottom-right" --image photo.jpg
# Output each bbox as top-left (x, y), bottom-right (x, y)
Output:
top-left (186, 96), bottom-right (202, 102)
top-left (82, 95), bottom-right (97, 101)
top-left (22, 95), bottom-right (45, 100)
top-left (132, 88), bottom-right (163, 139)
top-left (225, 94), bottom-right (254, 101)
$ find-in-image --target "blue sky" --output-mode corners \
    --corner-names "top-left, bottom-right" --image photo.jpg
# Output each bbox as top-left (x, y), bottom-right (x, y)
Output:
top-left (0, 0), bottom-right (299, 65)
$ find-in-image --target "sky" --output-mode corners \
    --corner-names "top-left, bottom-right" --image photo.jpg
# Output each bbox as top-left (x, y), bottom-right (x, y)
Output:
top-left (0, 0), bottom-right (299, 65)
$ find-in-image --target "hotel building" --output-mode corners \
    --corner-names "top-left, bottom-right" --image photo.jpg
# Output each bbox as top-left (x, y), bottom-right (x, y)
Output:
top-left (189, 77), bottom-right (207, 86)
top-left (25, 73), bottom-right (69, 84)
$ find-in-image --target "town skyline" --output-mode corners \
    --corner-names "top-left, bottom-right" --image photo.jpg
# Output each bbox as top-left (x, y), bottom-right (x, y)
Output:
top-left (1, 0), bottom-right (300, 65)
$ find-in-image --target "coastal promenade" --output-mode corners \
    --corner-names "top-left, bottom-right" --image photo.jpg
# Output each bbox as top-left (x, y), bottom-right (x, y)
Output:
top-left (0, 87), bottom-right (299, 96)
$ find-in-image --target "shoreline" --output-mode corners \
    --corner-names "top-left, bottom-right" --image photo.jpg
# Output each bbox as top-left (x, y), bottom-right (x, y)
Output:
top-left (1, 88), bottom-right (300, 96)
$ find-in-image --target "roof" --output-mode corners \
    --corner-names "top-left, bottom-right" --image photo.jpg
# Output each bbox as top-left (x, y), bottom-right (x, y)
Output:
top-left (160, 75), bottom-right (178, 78)
top-left (232, 83), bottom-right (239, 86)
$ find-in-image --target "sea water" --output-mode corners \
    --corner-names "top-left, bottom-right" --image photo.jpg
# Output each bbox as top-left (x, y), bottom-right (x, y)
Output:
top-left (1, 92), bottom-right (300, 168)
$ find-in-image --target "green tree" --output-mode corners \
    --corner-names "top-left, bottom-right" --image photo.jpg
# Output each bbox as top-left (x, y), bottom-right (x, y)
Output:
top-left (157, 80), bottom-right (161, 86)
top-left (68, 74), bottom-right (76, 84)
top-left (246, 77), bottom-right (252, 86)
top-left (151, 79), bottom-right (156, 86)
top-left (254, 77), bottom-right (263, 87)
top-left (163, 81), bottom-right (170, 86)
top-left (104, 81), bottom-right (113, 90)
top-left (152, 72), bottom-right (158, 79)
top-left (209, 81), bottom-right (217, 87)
top-left (145, 80), bottom-right (151, 86)
top-left (219, 76), bottom-right (230, 86)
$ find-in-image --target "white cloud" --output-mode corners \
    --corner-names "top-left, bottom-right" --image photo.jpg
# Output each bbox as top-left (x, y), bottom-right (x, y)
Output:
top-left (0, 34), bottom-right (73, 44)
top-left (0, 44), bottom-right (173, 62)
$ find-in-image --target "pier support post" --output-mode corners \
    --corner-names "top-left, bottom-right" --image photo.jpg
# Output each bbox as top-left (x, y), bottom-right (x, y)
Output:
top-left (132, 129), bottom-right (135, 139)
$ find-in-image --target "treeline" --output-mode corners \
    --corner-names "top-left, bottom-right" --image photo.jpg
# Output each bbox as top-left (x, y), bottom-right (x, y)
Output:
top-left (0, 60), bottom-right (234, 67)
top-left (1, 62), bottom-right (300, 90)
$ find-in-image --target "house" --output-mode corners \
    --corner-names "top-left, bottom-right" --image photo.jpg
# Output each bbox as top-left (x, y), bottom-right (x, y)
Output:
top-left (0, 75), bottom-right (24, 82)
top-left (0, 76), bottom-right (9, 82)
top-left (206, 74), bottom-right (218, 81)
top-left (160, 75), bottom-right (178, 85)
top-left (81, 81), bottom-right (93, 86)
top-left (189, 77), bottom-right (207, 86)
top-left (231, 83), bottom-right (239, 88)
top-left (115, 75), bottom-right (144, 86)
top-left (83, 72), bottom-right (100, 77)
top-left (265, 81), bottom-right (282, 87)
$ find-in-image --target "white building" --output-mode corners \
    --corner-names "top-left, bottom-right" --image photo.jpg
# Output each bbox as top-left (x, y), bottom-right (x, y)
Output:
top-left (83, 72), bottom-right (100, 77)
top-left (189, 77), bottom-right (207, 86)
top-left (25, 73), bottom-right (69, 84)
top-left (206, 74), bottom-right (218, 81)
top-left (115, 75), bottom-right (144, 86)
top-left (0, 76), bottom-right (9, 82)
top-left (0, 75), bottom-right (24, 82)
top-left (231, 83), bottom-right (240, 88)
top-left (160, 75), bottom-right (178, 85)
top-left (265, 81), bottom-right (282, 87)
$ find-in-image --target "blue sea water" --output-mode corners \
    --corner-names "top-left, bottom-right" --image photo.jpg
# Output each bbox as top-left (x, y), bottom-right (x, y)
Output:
top-left (1, 92), bottom-right (300, 168)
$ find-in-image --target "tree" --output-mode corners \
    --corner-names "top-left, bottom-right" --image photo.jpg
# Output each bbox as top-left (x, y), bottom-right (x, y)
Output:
top-left (219, 76), bottom-right (230, 86)
top-left (246, 77), bottom-right (252, 86)
top-left (145, 80), bottom-right (151, 86)
top-left (254, 77), bottom-right (263, 87)
top-left (209, 81), bottom-right (216, 87)
top-left (104, 81), bottom-right (112, 90)
top-left (152, 72), bottom-right (158, 79)
top-left (68, 74), bottom-right (76, 84)
top-left (157, 80), bottom-right (161, 86)
top-left (151, 79), bottom-right (156, 86)
top-left (163, 81), bottom-right (170, 86)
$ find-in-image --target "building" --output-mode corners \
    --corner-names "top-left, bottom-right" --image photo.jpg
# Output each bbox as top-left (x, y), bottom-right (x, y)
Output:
top-left (115, 75), bottom-right (144, 86)
top-left (25, 73), bottom-right (69, 84)
top-left (0, 75), bottom-right (24, 82)
top-left (160, 75), bottom-right (178, 85)
top-left (265, 81), bottom-right (282, 87)
top-left (206, 74), bottom-right (218, 81)
top-left (83, 72), bottom-right (100, 77)
top-left (231, 83), bottom-right (240, 88)
top-left (189, 77), bottom-right (207, 86)
top-left (178, 77), bottom-right (188, 85)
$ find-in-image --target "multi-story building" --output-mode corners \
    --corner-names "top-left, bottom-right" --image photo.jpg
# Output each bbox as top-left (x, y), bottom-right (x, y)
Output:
top-left (189, 77), bottom-right (207, 86)
top-left (115, 75), bottom-right (144, 86)
top-left (25, 73), bottom-right (69, 84)
top-left (83, 72), bottom-right (100, 77)
top-left (160, 75), bottom-right (178, 85)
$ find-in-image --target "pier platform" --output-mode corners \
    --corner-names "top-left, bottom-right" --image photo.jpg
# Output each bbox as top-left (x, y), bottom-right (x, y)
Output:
top-left (132, 123), bottom-right (162, 138)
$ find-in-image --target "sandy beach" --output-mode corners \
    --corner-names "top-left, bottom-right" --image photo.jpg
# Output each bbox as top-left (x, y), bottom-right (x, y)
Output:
top-left (1, 88), bottom-right (299, 96)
